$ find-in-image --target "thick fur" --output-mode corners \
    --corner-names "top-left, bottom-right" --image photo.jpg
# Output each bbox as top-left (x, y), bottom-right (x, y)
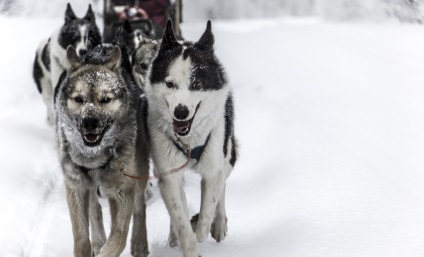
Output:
top-left (34, 3), bottom-right (101, 125)
top-left (55, 43), bottom-right (149, 257)
top-left (132, 36), bottom-right (160, 89)
top-left (145, 20), bottom-right (238, 257)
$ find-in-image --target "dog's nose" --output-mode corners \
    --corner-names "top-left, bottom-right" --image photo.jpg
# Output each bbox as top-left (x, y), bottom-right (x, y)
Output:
top-left (79, 49), bottom-right (88, 56)
top-left (174, 104), bottom-right (189, 120)
top-left (83, 117), bottom-right (98, 131)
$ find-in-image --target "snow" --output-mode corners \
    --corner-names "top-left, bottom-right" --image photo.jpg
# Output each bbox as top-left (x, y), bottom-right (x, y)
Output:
top-left (1, 15), bottom-right (424, 257)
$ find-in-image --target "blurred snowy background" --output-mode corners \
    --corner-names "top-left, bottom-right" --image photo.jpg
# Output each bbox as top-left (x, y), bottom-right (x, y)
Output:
top-left (1, 0), bottom-right (424, 23)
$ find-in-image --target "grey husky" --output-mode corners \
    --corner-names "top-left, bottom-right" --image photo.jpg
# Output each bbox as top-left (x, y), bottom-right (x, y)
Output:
top-left (145, 20), bottom-right (238, 257)
top-left (54, 43), bottom-right (149, 257)
top-left (131, 36), bottom-right (160, 89)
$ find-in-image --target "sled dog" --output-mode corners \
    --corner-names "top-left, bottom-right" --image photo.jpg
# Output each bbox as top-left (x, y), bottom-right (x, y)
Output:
top-left (33, 3), bottom-right (101, 124)
top-left (131, 36), bottom-right (160, 89)
top-left (55, 43), bottom-right (149, 257)
top-left (145, 20), bottom-right (238, 257)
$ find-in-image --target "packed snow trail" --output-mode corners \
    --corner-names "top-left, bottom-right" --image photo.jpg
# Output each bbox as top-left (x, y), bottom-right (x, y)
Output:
top-left (1, 17), bottom-right (424, 257)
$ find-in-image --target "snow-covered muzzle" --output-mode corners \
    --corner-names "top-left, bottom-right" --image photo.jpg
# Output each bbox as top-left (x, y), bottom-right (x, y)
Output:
top-left (62, 70), bottom-right (127, 151)
top-left (79, 117), bottom-right (111, 147)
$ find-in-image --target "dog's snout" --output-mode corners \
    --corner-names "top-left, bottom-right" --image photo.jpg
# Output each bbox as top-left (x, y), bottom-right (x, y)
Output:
top-left (174, 104), bottom-right (189, 120)
top-left (83, 117), bottom-right (98, 131)
top-left (78, 49), bottom-right (88, 56)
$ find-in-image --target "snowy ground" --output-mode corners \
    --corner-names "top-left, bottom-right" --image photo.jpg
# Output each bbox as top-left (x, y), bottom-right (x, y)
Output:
top-left (1, 16), bottom-right (424, 257)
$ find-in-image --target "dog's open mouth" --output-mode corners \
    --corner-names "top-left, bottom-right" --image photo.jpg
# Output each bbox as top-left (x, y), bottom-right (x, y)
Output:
top-left (173, 119), bottom-right (192, 136)
top-left (82, 129), bottom-right (107, 147)
top-left (172, 103), bottom-right (200, 137)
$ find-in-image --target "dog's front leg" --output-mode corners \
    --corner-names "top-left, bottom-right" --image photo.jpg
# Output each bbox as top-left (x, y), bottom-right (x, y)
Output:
top-left (193, 174), bottom-right (225, 243)
top-left (210, 185), bottom-right (228, 242)
top-left (97, 187), bottom-right (135, 257)
top-left (158, 174), bottom-right (200, 257)
top-left (89, 186), bottom-right (106, 256)
top-left (65, 183), bottom-right (91, 257)
top-left (131, 181), bottom-right (149, 257)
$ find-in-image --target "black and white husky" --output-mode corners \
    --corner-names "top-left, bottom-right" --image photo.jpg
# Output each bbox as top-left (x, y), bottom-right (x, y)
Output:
top-left (145, 20), bottom-right (238, 257)
top-left (33, 3), bottom-right (101, 124)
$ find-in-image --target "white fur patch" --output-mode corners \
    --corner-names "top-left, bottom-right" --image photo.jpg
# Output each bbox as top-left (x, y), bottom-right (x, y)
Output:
top-left (75, 25), bottom-right (87, 56)
top-left (165, 56), bottom-right (200, 120)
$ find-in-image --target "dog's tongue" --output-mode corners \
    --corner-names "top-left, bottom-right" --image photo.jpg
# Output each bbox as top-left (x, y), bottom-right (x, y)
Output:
top-left (173, 119), bottom-right (190, 134)
top-left (84, 133), bottom-right (99, 142)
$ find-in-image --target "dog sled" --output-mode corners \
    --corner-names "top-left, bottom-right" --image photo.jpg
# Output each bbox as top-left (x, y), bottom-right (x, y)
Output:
top-left (103, 0), bottom-right (182, 42)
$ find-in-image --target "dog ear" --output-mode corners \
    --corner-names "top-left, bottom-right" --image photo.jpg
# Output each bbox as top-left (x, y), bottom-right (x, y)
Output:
top-left (84, 4), bottom-right (96, 23)
top-left (195, 20), bottom-right (214, 51)
top-left (86, 29), bottom-right (101, 50)
top-left (105, 46), bottom-right (121, 72)
top-left (65, 3), bottom-right (77, 23)
top-left (66, 45), bottom-right (81, 71)
top-left (123, 20), bottom-right (133, 33)
top-left (159, 19), bottom-right (179, 54)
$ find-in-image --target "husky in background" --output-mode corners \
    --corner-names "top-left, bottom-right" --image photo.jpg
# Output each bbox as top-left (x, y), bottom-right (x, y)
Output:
top-left (33, 3), bottom-right (101, 125)
top-left (145, 20), bottom-right (238, 257)
top-left (132, 36), bottom-right (160, 89)
top-left (54, 42), bottom-right (150, 257)
top-left (118, 20), bottom-right (160, 89)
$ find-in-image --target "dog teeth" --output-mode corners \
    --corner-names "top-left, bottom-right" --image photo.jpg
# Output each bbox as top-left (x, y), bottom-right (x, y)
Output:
top-left (84, 135), bottom-right (100, 143)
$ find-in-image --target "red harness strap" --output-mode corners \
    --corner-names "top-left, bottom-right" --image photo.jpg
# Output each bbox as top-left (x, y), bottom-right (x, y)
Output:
top-left (122, 144), bottom-right (191, 181)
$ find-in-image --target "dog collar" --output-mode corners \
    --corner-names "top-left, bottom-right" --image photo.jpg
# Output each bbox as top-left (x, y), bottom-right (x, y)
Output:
top-left (174, 134), bottom-right (211, 162)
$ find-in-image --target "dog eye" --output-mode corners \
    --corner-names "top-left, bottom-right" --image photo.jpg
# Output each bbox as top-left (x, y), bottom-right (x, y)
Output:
top-left (74, 96), bottom-right (83, 104)
top-left (100, 97), bottom-right (111, 104)
top-left (192, 81), bottom-right (202, 89)
top-left (165, 81), bottom-right (175, 89)
top-left (140, 63), bottom-right (148, 70)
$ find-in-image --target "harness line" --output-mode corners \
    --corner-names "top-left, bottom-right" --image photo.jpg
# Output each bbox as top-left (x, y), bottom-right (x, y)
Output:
top-left (122, 135), bottom-right (191, 181)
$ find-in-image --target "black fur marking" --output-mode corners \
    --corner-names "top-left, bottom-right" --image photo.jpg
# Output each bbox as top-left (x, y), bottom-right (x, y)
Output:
top-left (33, 53), bottom-right (43, 94)
top-left (185, 46), bottom-right (227, 91)
top-left (230, 136), bottom-right (237, 167)
top-left (159, 20), bottom-right (180, 53)
top-left (223, 94), bottom-right (233, 157)
top-left (84, 4), bottom-right (95, 23)
top-left (150, 45), bottom-right (183, 84)
top-left (194, 20), bottom-right (213, 51)
top-left (65, 3), bottom-right (77, 23)
top-left (86, 29), bottom-right (102, 51)
top-left (41, 39), bottom-right (51, 71)
top-left (149, 20), bottom-right (183, 84)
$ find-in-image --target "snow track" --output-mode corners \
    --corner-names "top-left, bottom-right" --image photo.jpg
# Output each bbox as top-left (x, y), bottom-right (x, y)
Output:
top-left (1, 17), bottom-right (424, 256)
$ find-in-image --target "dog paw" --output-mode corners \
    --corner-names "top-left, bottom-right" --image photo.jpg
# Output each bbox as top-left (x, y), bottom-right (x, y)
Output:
top-left (131, 244), bottom-right (149, 257)
top-left (190, 213), bottom-right (199, 232)
top-left (210, 216), bottom-right (228, 243)
top-left (191, 214), bottom-right (210, 242)
top-left (167, 228), bottom-right (179, 248)
top-left (91, 241), bottom-right (104, 256)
